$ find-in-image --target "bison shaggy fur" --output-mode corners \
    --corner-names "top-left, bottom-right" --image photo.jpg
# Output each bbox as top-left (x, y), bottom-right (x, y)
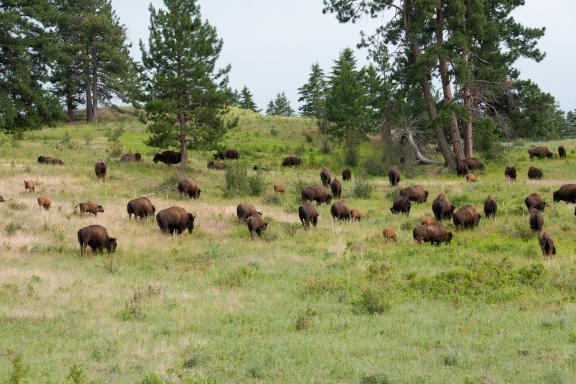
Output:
top-left (529, 209), bottom-right (544, 232)
top-left (95, 160), bottom-right (107, 182)
top-left (553, 184), bottom-right (576, 203)
top-left (178, 179), bottom-right (201, 199)
top-left (247, 213), bottom-right (267, 238)
top-left (331, 200), bottom-right (351, 221)
top-left (77, 225), bottom-right (117, 256)
top-left (237, 202), bottom-right (261, 223)
top-left (383, 227), bottom-right (397, 242)
top-left (391, 195), bottom-right (411, 215)
top-left (400, 185), bottom-right (429, 203)
top-left (463, 158), bottom-right (484, 170)
top-left (505, 166), bottom-right (517, 181)
top-left (282, 156), bottom-right (301, 167)
top-left (528, 146), bottom-right (553, 159)
top-left (342, 168), bottom-right (352, 181)
top-left (538, 231), bottom-right (556, 256)
top-left (127, 197), bottom-right (156, 220)
top-left (525, 193), bottom-right (547, 212)
top-left (156, 206), bottom-right (195, 234)
top-left (301, 186), bottom-right (332, 205)
top-left (456, 161), bottom-right (469, 177)
top-left (484, 196), bottom-right (497, 218)
top-left (528, 167), bottom-right (543, 180)
top-left (453, 205), bottom-right (481, 229)
top-left (298, 203), bottom-right (319, 230)
top-left (330, 178), bottom-right (342, 198)
top-left (214, 149), bottom-right (240, 160)
top-left (432, 193), bottom-right (455, 222)
top-left (153, 151), bottom-right (181, 165)
top-left (559, 145), bottom-right (566, 158)
top-left (413, 223), bottom-right (452, 246)
top-left (388, 166), bottom-right (400, 186)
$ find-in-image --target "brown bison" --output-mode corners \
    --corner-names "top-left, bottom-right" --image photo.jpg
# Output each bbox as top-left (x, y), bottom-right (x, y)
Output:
top-left (237, 202), bottom-right (261, 223)
top-left (456, 161), bottom-right (469, 177)
top-left (342, 168), bottom-right (352, 182)
top-left (413, 223), bottom-right (453, 246)
top-left (330, 178), bottom-right (342, 198)
top-left (24, 180), bottom-right (35, 193)
top-left (331, 200), bottom-right (351, 221)
top-left (538, 231), bottom-right (556, 256)
top-left (76, 201), bottom-right (105, 216)
top-left (298, 203), bottom-right (319, 230)
top-left (525, 193), bottom-right (547, 212)
top-left (78, 225), bottom-right (117, 257)
top-left (127, 197), bottom-right (156, 220)
top-left (95, 160), bottom-right (107, 183)
top-left (466, 173), bottom-right (477, 182)
top-left (559, 145), bottom-right (566, 159)
top-left (120, 152), bottom-right (142, 162)
top-left (383, 227), bottom-right (397, 242)
top-left (320, 167), bottom-right (331, 187)
top-left (350, 209), bottom-right (362, 221)
top-left (247, 213), bottom-right (267, 238)
top-left (207, 161), bottom-right (226, 170)
top-left (463, 158), bottom-right (484, 170)
top-left (400, 185), bottom-right (429, 203)
top-left (528, 167), bottom-right (543, 180)
top-left (388, 166), bottom-right (400, 186)
top-left (301, 186), bottom-right (332, 205)
top-left (390, 195), bottom-right (411, 215)
top-left (214, 149), bottom-right (240, 160)
top-left (177, 179), bottom-right (201, 199)
top-left (156, 206), bottom-right (195, 234)
top-left (528, 146), bottom-right (553, 159)
top-left (421, 215), bottom-right (435, 225)
top-left (432, 193), bottom-right (455, 222)
top-left (274, 183), bottom-right (286, 194)
top-left (38, 156), bottom-right (64, 165)
top-left (453, 205), bottom-right (481, 229)
top-left (484, 196), bottom-right (497, 218)
top-left (153, 151), bottom-right (181, 165)
top-left (553, 184), bottom-right (576, 203)
top-left (37, 196), bottom-right (51, 210)
top-left (282, 156), bottom-right (301, 167)
top-left (529, 209), bottom-right (544, 232)
top-left (505, 166), bottom-right (517, 181)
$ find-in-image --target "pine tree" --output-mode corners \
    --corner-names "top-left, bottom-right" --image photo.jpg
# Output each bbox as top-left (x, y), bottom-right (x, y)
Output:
top-left (298, 63), bottom-right (328, 134)
top-left (266, 100), bottom-right (276, 115)
top-left (238, 86), bottom-right (260, 112)
top-left (140, 0), bottom-right (233, 169)
top-left (266, 93), bottom-right (294, 116)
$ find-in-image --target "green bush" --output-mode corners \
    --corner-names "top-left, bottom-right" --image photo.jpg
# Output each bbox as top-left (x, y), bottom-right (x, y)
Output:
top-left (353, 177), bottom-right (373, 199)
top-left (353, 287), bottom-right (392, 314)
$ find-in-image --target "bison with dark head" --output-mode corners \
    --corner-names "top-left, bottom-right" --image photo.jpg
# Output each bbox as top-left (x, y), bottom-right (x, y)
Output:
top-left (298, 203), bottom-right (319, 230)
top-left (453, 205), bottom-right (481, 229)
top-left (214, 149), bottom-right (240, 160)
top-left (538, 231), bottom-right (556, 256)
top-left (330, 200), bottom-right (351, 221)
top-left (330, 178), bottom-right (342, 198)
top-left (178, 179), bottom-right (201, 199)
top-left (95, 160), bottom-right (107, 183)
top-left (282, 156), bottom-right (301, 167)
top-left (156, 206), bottom-right (195, 234)
top-left (127, 197), bottom-right (155, 220)
top-left (153, 151), bottom-right (181, 165)
top-left (553, 184), bottom-right (576, 203)
top-left (301, 186), bottom-right (332, 205)
top-left (77, 225), bottom-right (117, 256)
top-left (484, 196), bottom-right (497, 218)
top-left (505, 166), bottom-right (517, 181)
top-left (529, 209), bottom-right (544, 232)
top-left (342, 168), bottom-right (352, 182)
top-left (388, 166), bottom-right (400, 186)
top-left (413, 223), bottom-right (452, 246)
top-left (247, 213), bottom-right (267, 238)
top-left (559, 145), bottom-right (566, 158)
top-left (525, 193), bottom-right (547, 212)
top-left (391, 195), bottom-right (411, 215)
top-left (399, 185), bottom-right (428, 203)
top-left (237, 202), bottom-right (261, 223)
top-left (432, 193), bottom-right (455, 222)
top-left (207, 161), bottom-right (226, 170)
top-left (320, 167), bottom-right (332, 187)
top-left (528, 167), bottom-right (543, 180)
top-left (456, 162), bottom-right (469, 177)
top-left (528, 146), bottom-right (553, 159)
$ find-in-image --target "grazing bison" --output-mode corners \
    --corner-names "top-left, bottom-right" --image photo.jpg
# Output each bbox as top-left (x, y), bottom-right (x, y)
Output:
top-left (301, 186), bottom-right (332, 205)
top-left (247, 213), bottom-right (267, 238)
top-left (177, 179), bottom-right (201, 199)
top-left (383, 227), bottom-right (397, 242)
top-left (298, 203), bottom-right (319, 230)
top-left (529, 209), bottom-right (544, 232)
top-left (505, 166), bottom-right (517, 181)
top-left (207, 161), bottom-right (226, 170)
top-left (320, 167), bottom-right (332, 187)
top-left (432, 193), bottom-right (455, 222)
top-left (484, 196), bottom-right (497, 218)
top-left (528, 167), bottom-right (543, 180)
top-left (538, 231), bottom-right (556, 256)
top-left (24, 180), bottom-right (35, 193)
top-left (120, 152), bottom-right (142, 162)
top-left (274, 183), bottom-right (286, 194)
top-left (282, 156), bottom-right (301, 167)
top-left (330, 178), bottom-right (342, 198)
top-left (553, 184), bottom-right (576, 203)
top-left (528, 146), bottom-right (553, 159)
top-left (413, 223), bottom-right (453, 246)
top-left (388, 166), bottom-right (401, 186)
top-left (78, 225), bottom-right (117, 257)
top-left (400, 185), bottom-right (429, 203)
top-left (525, 193), bottom-right (547, 212)
top-left (421, 215), bottom-right (435, 225)
top-left (342, 168), bottom-right (352, 182)
top-left (37, 196), bottom-right (51, 210)
top-left (453, 205), bottom-right (481, 229)
top-left (331, 200), bottom-right (351, 221)
top-left (214, 149), bottom-right (240, 160)
top-left (463, 158), bottom-right (484, 170)
top-left (466, 173), bottom-right (477, 183)
top-left (153, 151), bottom-right (181, 165)
top-left (237, 202), bottom-right (261, 223)
top-left (38, 156), bottom-right (64, 165)
top-left (390, 195), bottom-right (411, 215)
top-left (127, 197), bottom-right (155, 220)
top-left (76, 201), bottom-right (104, 216)
top-left (559, 145), bottom-right (566, 159)
top-left (456, 161), bottom-right (469, 177)
top-left (156, 207), bottom-right (195, 235)
top-left (95, 160), bottom-right (107, 183)
top-left (350, 209), bottom-right (362, 221)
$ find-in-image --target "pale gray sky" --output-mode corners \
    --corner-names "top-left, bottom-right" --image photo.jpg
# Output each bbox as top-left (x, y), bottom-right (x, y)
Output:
top-left (112, 0), bottom-right (576, 112)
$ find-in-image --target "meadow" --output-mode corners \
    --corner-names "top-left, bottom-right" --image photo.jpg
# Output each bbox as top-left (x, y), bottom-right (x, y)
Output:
top-left (1, 108), bottom-right (576, 384)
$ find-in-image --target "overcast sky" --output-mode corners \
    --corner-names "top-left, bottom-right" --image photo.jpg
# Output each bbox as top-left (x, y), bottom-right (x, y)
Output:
top-left (111, 0), bottom-right (576, 112)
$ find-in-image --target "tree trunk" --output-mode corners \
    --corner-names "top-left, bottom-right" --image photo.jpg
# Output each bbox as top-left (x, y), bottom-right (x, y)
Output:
top-left (404, 127), bottom-right (444, 166)
top-left (66, 94), bottom-right (74, 122)
top-left (463, 85), bottom-right (473, 157)
top-left (435, 0), bottom-right (465, 163)
top-left (178, 112), bottom-right (188, 170)
top-left (84, 44), bottom-right (92, 122)
top-left (90, 37), bottom-right (98, 123)
top-left (85, 86), bottom-right (92, 122)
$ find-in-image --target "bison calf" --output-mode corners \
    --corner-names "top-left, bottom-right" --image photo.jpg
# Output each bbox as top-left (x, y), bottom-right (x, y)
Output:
top-left (37, 196), bottom-right (51, 210)
top-left (274, 183), bottom-right (286, 194)
top-left (350, 209), bottom-right (362, 221)
top-left (24, 180), bottom-right (35, 193)
top-left (76, 201), bottom-right (104, 216)
top-left (78, 225), bottom-right (117, 257)
top-left (383, 227), bottom-right (397, 242)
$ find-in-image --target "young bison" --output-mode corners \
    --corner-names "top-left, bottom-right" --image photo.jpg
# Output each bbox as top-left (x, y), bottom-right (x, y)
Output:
top-left (538, 231), bottom-right (556, 256)
top-left (298, 203), bottom-right (319, 230)
top-left (388, 166), bottom-right (400, 186)
top-left (127, 197), bottom-right (156, 220)
top-left (413, 223), bottom-right (452, 246)
top-left (95, 160), bottom-right (107, 183)
top-left (301, 186), bottom-right (332, 205)
top-left (76, 201), bottom-right (104, 216)
top-left (177, 179), bottom-right (201, 199)
top-left (383, 227), bottom-right (397, 242)
top-left (330, 178), bottom-right (342, 198)
top-left (156, 206), bottom-right (195, 235)
top-left (350, 209), bottom-right (362, 221)
top-left (505, 166), bottom-right (517, 181)
top-left (77, 225), bottom-right (117, 257)
top-left (421, 215), bottom-right (435, 225)
top-left (390, 195), bottom-right (411, 215)
top-left (484, 196), bottom-right (497, 218)
top-left (528, 146), bottom-right (553, 159)
top-left (432, 193), bottom-right (455, 222)
top-left (342, 168), bottom-right (352, 182)
top-left (453, 205), bottom-right (481, 229)
top-left (320, 167), bottom-right (332, 187)
top-left (400, 185), bottom-right (429, 203)
top-left (207, 161), bottom-right (226, 170)
top-left (153, 151), bottom-right (181, 165)
top-left (528, 167), bottom-right (543, 180)
top-left (237, 202), bottom-right (261, 223)
top-left (466, 173), bottom-right (477, 183)
top-left (24, 180), bottom-right (35, 193)
top-left (525, 193), bottom-right (547, 212)
top-left (274, 183), bottom-right (286, 194)
top-left (247, 213), bottom-right (267, 238)
top-left (282, 156), bottom-right (301, 167)
top-left (553, 184), bottom-right (576, 203)
top-left (214, 149), bottom-right (240, 160)
top-left (463, 158), bottom-right (484, 170)
top-left (37, 196), bottom-right (51, 210)
top-left (331, 200), bottom-right (351, 221)
top-left (529, 209), bottom-right (544, 232)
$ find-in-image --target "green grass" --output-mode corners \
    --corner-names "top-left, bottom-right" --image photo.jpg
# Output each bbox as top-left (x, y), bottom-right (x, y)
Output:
top-left (1, 109), bottom-right (576, 383)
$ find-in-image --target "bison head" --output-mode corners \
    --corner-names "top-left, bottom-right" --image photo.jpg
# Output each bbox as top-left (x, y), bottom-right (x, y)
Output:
top-left (151, 205), bottom-right (156, 214)
top-left (447, 232), bottom-right (453, 244)
top-left (153, 154), bottom-right (160, 163)
top-left (97, 205), bottom-right (105, 213)
top-left (187, 213), bottom-right (196, 233)
top-left (134, 153), bottom-right (142, 161)
top-left (553, 191), bottom-right (560, 202)
top-left (105, 238), bottom-right (117, 253)
top-left (546, 153), bottom-right (553, 159)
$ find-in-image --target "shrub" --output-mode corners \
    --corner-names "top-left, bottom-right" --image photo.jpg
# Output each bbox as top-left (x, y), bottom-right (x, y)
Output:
top-left (5, 222), bottom-right (23, 236)
top-left (8, 201), bottom-right (27, 211)
top-left (360, 374), bottom-right (391, 384)
top-left (364, 159), bottom-right (386, 176)
top-left (248, 173), bottom-right (265, 197)
top-left (67, 364), bottom-right (90, 384)
top-left (7, 351), bottom-right (27, 384)
top-left (353, 177), bottom-right (373, 199)
top-left (217, 265), bottom-right (256, 288)
top-left (262, 193), bottom-right (281, 206)
top-left (353, 287), bottom-right (392, 314)
top-left (295, 307), bottom-right (318, 331)
top-left (223, 163), bottom-right (248, 198)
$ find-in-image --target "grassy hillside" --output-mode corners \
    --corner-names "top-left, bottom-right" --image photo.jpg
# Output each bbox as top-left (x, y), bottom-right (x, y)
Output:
top-left (1, 109), bottom-right (576, 384)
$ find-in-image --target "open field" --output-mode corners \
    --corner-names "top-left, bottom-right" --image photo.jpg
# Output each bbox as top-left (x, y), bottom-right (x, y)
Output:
top-left (1, 109), bottom-right (576, 383)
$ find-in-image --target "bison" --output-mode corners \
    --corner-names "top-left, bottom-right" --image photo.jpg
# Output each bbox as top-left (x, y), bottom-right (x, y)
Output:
top-left (528, 167), bottom-right (543, 180)
top-left (38, 156), bottom-right (64, 165)
top-left (528, 146), bottom-right (553, 159)
top-left (342, 168), bottom-right (352, 182)
top-left (77, 225), bottom-right (117, 257)
top-left (298, 203), bottom-right (319, 230)
top-left (127, 197), bottom-right (156, 220)
top-left (95, 160), bottom-right (107, 183)
top-left (120, 152), bottom-right (142, 162)
top-left (383, 227), bottom-right (397, 242)
top-left (525, 193), bottom-right (547, 212)
top-left (153, 151), bottom-right (181, 165)
top-left (330, 178), bottom-right (342, 198)
top-left (453, 205), bottom-right (481, 229)
top-left (388, 166), bottom-right (400, 186)
top-left (282, 156), bottom-right (301, 167)
top-left (207, 161), bottom-right (226, 170)
top-left (24, 180), bottom-right (35, 193)
top-left (538, 231), bottom-right (556, 256)
top-left (399, 185), bottom-right (428, 203)
top-left (350, 209), bottom-right (362, 221)
top-left (456, 161), bottom-right (469, 177)
top-left (432, 193), bottom-right (455, 222)
top-left (301, 186), bottom-right (332, 205)
top-left (390, 195), bottom-right (411, 215)
top-left (466, 173), bottom-right (477, 183)
top-left (421, 215), bottom-right (435, 225)
top-left (320, 167), bottom-right (331, 187)
top-left (156, 206), bottom-right (195, 235)
top-left (247, 213), bottom-right (267, 238)
top-left (177, 179), bottom-right (201, 199)
top-left (330, 200), bottom-right (351, 221)
top-left (484, 196), bottom-right (497, 218)
top-left (214, 149), bottom-right (240, 160)
top-left (237, 202), bottom-right (261, 223)
top-left (274, 183), bottom-right (286, 194)
top-left (553, 184), bottom-right (576, 203)
top-left (559, 145), bottom-right (566, 159)
top-left (75, 201), bottom-right (104, 216)
top-left (413, 223), bottom-right (452, 246)
top-left (505, 166), bottom-right (517, 181)
top-left (37, 196), bottom-right (51, 210)
top-left (529, 209), bottom-right (544, 232)
top-left (463, 158), bottom-right (484, 170)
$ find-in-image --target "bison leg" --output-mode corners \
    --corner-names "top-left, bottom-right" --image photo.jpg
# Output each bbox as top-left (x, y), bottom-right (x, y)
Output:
top-left (80, 243), bottom-right (87, 257)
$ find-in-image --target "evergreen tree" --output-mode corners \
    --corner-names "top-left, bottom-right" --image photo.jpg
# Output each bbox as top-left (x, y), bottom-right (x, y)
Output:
top-left (298, 63), bottom-right (328, 135)
top-left (238, 86), bottom-right (260, 112)
top-left (267, 92), bottom-right (294, 116)
top-left (565, 110), bottom-right (576, 139)
top-left (265, 100), bottom-right (276, 115)
top-left (140, 0), bottom-right (233, 169)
